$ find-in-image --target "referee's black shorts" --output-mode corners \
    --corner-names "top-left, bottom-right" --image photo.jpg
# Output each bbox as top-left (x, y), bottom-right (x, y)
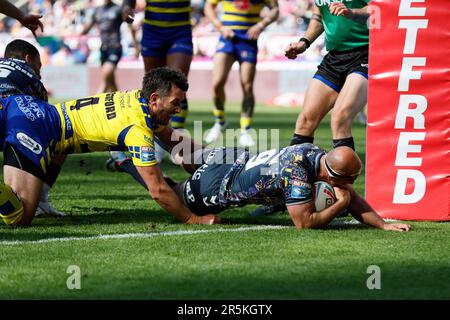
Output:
top-left (314, 45), bottom-right (368, 93)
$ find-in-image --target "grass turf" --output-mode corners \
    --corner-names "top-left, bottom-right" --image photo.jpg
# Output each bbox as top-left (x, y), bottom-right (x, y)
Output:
top-left (0, 103), bottom-right (449, 299)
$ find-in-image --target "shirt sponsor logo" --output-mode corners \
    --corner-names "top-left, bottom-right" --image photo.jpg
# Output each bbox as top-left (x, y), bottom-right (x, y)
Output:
top-left (141, 146), bottom-right (155, 163)
top-left (60, 103), bottom-right (73, 136)
top-left (185, 181), bottom-right (195, 203)
top-left (315, 0), bottom-right (352, 6)
top-left (290, 184), bottom-right (311, 199)
top-left (15, 96), bottom-right (44, 121)
top-left (292, 180), bottom-right (310, 188)
top-left (16, 132), bottom-right (42, 154)
top-left (143, 135), bottom-right (153, 144)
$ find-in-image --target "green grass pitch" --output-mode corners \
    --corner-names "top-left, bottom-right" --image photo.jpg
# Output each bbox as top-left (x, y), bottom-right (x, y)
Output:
top-left (0, 103), bottom-right (449, 299)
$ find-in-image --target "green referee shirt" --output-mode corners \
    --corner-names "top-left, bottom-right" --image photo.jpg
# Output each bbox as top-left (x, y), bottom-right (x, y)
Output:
top-left (316, 0), bottom-right (370, 51)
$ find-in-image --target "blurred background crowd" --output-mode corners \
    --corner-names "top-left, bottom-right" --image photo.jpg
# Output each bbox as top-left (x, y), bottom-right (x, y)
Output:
top-left (0, 0), bottom-right (325, 66)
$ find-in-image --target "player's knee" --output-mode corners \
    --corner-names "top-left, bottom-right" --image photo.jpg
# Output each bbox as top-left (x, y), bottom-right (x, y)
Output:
top-left (0, 183), bottom-right (24, 226)
top-left (331, 110), bottom-right (353, 132)
top-left (241, 82), bottom-right (253, 95)
top-left (297, 112), bottom-right (319, 132)
top-left (212, 80), bottom-right (226, 93)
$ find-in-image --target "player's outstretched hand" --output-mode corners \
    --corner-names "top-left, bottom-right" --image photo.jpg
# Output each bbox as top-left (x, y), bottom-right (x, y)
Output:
top-left (329, 2), bottom-right (352, 18)
top-left (20, 13), bottom-right (44, 35)
top-left (199, 214), bottom-right (221, 225)
top-left (382, 223), bottom-right (411, 232)
top-left (186, 214), bottom-right (221, 225)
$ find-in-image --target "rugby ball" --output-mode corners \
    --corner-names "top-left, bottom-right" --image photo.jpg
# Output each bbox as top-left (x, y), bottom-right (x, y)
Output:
top-left (314, 181), bottom-right (336, 212)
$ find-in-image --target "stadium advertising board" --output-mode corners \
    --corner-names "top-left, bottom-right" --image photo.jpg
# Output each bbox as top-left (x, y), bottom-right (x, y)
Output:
top-left (366, 0), bottom-right (450, 220)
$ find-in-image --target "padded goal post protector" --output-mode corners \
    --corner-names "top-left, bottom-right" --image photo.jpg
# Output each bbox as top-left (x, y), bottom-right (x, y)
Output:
top-left (366, 0), bottom-right (450, 220)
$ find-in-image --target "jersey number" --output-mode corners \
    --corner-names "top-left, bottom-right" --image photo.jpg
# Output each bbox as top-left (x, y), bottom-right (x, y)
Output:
top-left (70, 97), bottom-right (100, 110)
top-left (245, 149), bottom-right (278, 171)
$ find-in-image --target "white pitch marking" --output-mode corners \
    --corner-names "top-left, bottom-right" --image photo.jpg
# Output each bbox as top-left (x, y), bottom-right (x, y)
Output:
top-left (0, 225), bottom-right (289, 246)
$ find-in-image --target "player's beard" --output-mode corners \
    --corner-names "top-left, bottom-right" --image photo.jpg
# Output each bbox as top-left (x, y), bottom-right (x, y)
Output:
top-left (148, 106), bottom-right (169, 126)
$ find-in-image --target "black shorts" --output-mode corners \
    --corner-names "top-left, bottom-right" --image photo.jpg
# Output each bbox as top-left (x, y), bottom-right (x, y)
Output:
top-left (3, 143), bottom-right (45, 181)
top-left (314, 45), bottom-right (368, 92)
top-left (100, 47), bottom-right (123, 65)
top-left (179, 148), bottom-right (245, 215)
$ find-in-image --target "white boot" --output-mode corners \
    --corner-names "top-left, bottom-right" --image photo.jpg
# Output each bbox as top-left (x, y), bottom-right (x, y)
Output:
top-left (35, 183), bottom-right (65, 217)
top-left (106, 151), bottom-right (128, 172)
top-left (204, 122), bottom-right (228, 144)
top-left (238, 129), bottom-right (256, 147)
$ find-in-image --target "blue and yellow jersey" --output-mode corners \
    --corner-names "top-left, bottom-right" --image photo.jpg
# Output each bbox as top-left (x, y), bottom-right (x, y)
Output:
top-left (143, 0), bottom-right (192, 28)
top-left (54, 90), bottom-right (162, 167)
top-left (209, 0), bottom-right (268, 30)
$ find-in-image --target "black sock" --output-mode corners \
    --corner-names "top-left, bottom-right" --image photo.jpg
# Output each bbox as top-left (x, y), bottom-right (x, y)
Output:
top-left (116, 158), bottom-right (148, 190)
top-left (332, 137), bottom-right (355, 150)
top-left (44, 163), bottom-right (62, 187)
top-left (290, 134), bottom-right (314, 146)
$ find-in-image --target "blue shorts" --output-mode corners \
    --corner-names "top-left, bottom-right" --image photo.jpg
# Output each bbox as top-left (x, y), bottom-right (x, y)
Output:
top-left (141, 24), bottom-right (193, 58)
top-left (216, 30), bottom-right (258, 64)
top-left (0, 95), bottom-right (61, 178)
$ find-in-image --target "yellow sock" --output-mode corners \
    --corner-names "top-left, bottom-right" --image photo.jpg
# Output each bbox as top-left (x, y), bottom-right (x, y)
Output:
top-left (213, 109), bottom-right (225, 125)
top-left (240, 116), bottom-right (252, 132)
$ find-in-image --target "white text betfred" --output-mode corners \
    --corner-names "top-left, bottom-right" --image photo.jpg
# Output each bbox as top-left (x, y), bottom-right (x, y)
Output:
top-left (393, 0), bottom-right (428, 204)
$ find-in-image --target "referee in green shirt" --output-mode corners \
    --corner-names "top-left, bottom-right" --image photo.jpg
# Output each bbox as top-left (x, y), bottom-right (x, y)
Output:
top-left (285, 0), bottom-right (370, 151)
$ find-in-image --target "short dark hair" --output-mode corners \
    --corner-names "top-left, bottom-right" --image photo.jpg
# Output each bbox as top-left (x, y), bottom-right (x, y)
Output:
top-left (4, 39), bottom-right (40, 60)
top-left (141, 67), bottom-right (189, 100)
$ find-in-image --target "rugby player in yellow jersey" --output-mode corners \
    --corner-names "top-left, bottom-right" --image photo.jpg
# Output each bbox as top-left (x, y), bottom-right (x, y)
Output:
top-left (123, 0), bottom-right (194, 162)
top-left (0, 67), bottom-right (220, 226)
top-left (204, 0), bottom-right (279, 147)
top-left (138, 0), bottom-right (192, 130)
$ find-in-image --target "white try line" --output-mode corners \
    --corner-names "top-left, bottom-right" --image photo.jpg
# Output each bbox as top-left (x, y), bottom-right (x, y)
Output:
top-left (0, 225), bottom-right (289, 246)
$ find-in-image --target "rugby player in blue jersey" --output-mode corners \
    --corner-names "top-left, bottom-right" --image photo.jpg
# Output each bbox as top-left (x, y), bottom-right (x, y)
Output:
top-left (0, 39), bottom-right (64, 218)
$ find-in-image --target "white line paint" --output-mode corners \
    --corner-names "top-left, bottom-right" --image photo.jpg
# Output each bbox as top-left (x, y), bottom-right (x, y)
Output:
top-left (0, 225), bottom-right (289, 246)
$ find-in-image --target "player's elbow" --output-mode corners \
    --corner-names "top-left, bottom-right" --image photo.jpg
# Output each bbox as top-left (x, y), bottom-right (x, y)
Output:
top-left (295, 221), bottom-right (314, 229)
top-left (293, 216), bottom-right (321, 229)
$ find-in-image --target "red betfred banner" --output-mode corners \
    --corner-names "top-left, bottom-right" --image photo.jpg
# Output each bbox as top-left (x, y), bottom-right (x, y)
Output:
top-left (366, 0), bottom-right (450, 220)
